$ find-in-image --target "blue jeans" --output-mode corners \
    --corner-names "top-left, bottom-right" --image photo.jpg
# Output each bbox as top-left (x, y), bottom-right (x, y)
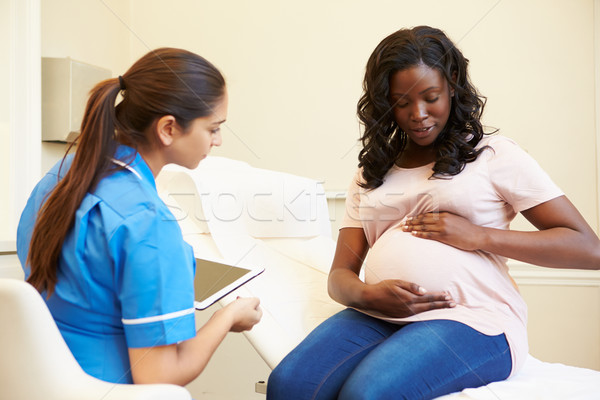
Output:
top-left (267, 309), bottom-right (511, 400)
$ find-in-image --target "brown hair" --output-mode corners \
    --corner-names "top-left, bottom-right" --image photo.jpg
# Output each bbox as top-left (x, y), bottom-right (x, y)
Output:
top-left (357, 26), bottom-right (488, 189)
top-left (27, 48), bottom-right (226, 295)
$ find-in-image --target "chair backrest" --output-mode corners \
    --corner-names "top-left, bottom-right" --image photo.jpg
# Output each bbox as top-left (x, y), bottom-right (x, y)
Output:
top-left (0, 278), bottom-right (87, 391)
top-left (0, 279), bottom-right (191, 400)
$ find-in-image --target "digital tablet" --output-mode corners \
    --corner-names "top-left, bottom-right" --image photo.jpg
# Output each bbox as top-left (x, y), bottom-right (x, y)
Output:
top-left (194, 257), bottom-right (264, 310)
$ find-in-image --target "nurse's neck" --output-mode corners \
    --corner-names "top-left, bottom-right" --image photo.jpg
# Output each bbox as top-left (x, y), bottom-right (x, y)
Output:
top-left (137, 147), bottom-right (166, 178)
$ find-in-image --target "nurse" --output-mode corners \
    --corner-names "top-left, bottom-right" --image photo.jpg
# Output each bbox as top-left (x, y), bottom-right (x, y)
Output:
top-left (17, 48), bottom-right (262, 385)
top-left (267, 26), bottom-right (600, 400)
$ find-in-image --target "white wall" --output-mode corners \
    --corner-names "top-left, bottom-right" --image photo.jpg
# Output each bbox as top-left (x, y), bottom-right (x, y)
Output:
top-left (125, 0), bottom-right (598, 236)
top-left (0, 0), bottom-right (11, 243)
top-left (2, 0), bottom-right (41, 249)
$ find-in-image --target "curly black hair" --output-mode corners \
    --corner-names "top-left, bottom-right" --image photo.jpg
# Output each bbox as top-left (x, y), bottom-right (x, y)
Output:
top-left (357, 26), bottom-right (492, 189)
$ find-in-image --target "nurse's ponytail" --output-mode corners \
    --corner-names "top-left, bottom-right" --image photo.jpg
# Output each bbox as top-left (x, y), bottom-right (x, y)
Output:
top-left (27, 79), bottom-right (121, 296)
top-left (27, 48), bottom-right (225, 296)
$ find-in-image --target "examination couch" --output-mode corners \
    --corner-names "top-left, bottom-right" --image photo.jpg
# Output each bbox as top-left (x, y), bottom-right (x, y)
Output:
top-left (157, 157), bottom-right (600, 400)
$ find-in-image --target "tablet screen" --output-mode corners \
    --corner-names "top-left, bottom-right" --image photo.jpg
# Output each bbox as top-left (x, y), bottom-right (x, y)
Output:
top-left (194, 258), bottom-right (263, 310)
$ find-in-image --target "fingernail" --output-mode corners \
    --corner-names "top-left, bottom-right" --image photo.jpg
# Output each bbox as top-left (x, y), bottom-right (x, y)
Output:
top-left (419, 287), bottom-right (427, 294)
top-left (449, 302), bottom-right (456, 307)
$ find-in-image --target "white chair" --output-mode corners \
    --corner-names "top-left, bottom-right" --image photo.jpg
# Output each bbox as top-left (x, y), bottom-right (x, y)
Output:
top-left (0, 278), bottom-right (192, 400)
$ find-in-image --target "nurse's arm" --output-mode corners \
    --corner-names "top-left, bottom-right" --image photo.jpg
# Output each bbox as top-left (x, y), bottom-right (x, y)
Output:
top-left (128, 297), bottom-right (261, 386)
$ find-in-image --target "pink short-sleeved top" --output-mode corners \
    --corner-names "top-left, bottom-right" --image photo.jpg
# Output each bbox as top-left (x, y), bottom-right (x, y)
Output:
top-left (342, 135), bottom-right (563, 376)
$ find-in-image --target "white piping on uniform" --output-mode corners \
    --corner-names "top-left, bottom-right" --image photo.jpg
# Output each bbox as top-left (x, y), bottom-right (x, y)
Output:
top-left (121, 308), bottom-right (195, 325)
top-left (111, 158), bottom-right (142, 180)
top-left (113, 156), bottom-right (190, 327)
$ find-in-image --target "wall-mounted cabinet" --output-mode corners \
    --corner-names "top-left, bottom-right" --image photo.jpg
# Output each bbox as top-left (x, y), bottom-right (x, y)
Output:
top-left (42, 57), bottom-right (110, 143)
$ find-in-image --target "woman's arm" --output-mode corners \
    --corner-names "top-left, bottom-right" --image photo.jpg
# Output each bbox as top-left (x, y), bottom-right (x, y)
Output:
top-left (328, 227), bottom-right (455, 318)
top-left (403, 195), bottom-right (600, 270)
top-left (128, 297), bottom-right (262, 385)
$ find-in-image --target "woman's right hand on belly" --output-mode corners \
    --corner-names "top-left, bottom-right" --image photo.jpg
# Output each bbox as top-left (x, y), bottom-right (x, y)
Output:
top-left (329, 227), bottom-right (455, 319)
top-left (362, 279), bottom-right (456, 318)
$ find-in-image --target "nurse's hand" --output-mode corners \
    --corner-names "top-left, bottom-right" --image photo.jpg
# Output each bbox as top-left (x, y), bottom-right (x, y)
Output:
top-left (363, 280), bottom-right (455, 318)
top-left (402, 212), bottom-right (484, 251)
top-left (130, 296), bottom-right (262, 386)
top-left (222, 296), bottom-right (262, 332)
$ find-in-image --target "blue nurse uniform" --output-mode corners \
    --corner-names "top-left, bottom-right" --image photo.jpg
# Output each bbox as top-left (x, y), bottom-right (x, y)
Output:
top-left (17, 145), bottom-right (197, 383)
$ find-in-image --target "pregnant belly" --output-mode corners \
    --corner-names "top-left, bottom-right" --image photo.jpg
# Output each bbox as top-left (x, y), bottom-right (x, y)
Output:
top-left (365, 227), bottom-right (488, 293)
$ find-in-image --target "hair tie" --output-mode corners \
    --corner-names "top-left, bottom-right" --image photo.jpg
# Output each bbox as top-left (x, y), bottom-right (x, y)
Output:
top-left (118, 75), bottom-right (126, 91)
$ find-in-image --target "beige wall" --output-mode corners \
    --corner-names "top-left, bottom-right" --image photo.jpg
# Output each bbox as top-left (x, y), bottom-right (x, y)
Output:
top-left (36, 0), bottom-right (599, 234)
top-left (41, 0), bottom-right (131, 78)
top-left (40, 0), bottom-right (132, 172)
top-left (520, 279), bottom-right (600, 370)
top-left (1, 0), bottom-right (133, 244)
top-left (128, 0), bottom-right (598, 232)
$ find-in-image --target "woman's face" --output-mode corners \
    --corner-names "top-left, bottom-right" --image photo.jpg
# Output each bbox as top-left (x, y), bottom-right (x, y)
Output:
top-left (389, 63), bottom-right (453, 148)
top-left (171, 93), bottom-right (228, 169)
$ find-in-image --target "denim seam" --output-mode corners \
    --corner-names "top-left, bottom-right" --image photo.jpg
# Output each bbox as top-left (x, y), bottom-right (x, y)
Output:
top-left (426, 340), bottom-right (511, 399)
top-left (310, 337), bottom-right (388, 400)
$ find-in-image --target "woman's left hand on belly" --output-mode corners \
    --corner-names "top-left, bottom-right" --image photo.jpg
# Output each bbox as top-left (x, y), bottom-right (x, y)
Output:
top-left (401, 212), bottom-right (485, 251)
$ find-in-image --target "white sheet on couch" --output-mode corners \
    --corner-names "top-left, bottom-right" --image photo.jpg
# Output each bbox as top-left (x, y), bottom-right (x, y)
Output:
top-left (438, 354), bottom-right (600, 399)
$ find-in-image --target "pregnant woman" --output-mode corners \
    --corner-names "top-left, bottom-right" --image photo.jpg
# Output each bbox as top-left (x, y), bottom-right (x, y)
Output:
top-left (266, 26), bottom-right (600, 400)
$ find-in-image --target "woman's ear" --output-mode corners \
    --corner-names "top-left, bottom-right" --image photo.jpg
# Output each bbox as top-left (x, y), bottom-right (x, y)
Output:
top-left (155, 115), bottom-right (179, 147)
